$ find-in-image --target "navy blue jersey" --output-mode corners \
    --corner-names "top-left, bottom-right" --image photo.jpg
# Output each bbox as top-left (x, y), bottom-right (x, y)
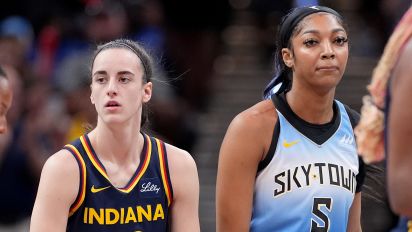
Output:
top-left (64, 133), bottom-right (173, 231)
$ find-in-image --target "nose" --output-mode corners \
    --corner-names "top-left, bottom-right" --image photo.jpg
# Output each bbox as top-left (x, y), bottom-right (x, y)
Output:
top-left (321, 41), bottom-right (335, 59)
top-left (0, 117), bottom-right (7, 134)
top-left (107, 78), bottom-right (118, 97)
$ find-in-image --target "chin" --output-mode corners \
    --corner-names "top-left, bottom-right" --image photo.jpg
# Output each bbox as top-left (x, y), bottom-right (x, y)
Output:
top-left (102, 115), bottom-right (126, 125)
top-left (313, 80), bottom-right (340, 94)
top-left (320, 74), bottom-right (342, 86)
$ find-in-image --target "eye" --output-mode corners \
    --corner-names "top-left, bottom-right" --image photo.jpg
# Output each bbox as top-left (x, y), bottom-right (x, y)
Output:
top-left (95, 76), bottom-right (107, 84)
top-left (334, 36), bottom-right (348, 46)
top-left (119, 76), bottom-right (131, 84)
top-left (303, 38), bottom-right (318, 47)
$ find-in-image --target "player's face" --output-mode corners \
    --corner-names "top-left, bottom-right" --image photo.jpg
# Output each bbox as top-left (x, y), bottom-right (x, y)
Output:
top-left (283, 13), bottom-right (348, 93)
top-left (0, 78), bottom-right (12, 134)
top-left (90, 48), bottom-right (152, 125)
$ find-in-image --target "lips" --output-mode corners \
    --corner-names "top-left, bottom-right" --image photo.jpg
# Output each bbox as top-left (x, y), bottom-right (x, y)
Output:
top-left (105, 100), bottom-right (121, 107)
top-left (316, 66), bottom-right (339, 71)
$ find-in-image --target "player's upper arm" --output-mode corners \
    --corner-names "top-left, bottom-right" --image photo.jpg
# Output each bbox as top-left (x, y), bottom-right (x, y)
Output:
top-left (166, 144), bottom-right (200, 232)
top-left (216, 100), bottom-right (277, 232)
top-left (387, 38), bottom-right (412, 217)
top-left (30, 149), bottom-right (80, 232)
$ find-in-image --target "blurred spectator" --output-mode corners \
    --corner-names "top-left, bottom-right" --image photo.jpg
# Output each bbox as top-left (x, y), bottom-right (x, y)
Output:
top-left (0, 36), bottom-right (28, 77)
top-left (0, 16), bottom-right (34, 58)
top-left (34, 23), bottom-right (60, 80)
top-left (0, 65), bottom-right (33, 231)
top-left (0, 32), bottom-right (36, 89)
top-left (160, 0), bottom-right (232, 111)
top-left (0, 66), bottom-right (12, 135)
top-left (0, 65), bottom-right (67, 231)
top-left (379, 0), bottom-right (411, 36)
top-left (128, 0), bottom-right (199, 151)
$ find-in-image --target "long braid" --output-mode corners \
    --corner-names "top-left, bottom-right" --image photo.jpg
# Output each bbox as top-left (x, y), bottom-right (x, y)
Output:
top-left (355, 7), bottom-right (412, 163)
top-left (369, 8), bottom-right (412, 107)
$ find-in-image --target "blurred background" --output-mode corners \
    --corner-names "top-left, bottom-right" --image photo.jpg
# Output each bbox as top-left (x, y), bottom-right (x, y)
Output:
top-left (0, 0), bottom-right (409, 231)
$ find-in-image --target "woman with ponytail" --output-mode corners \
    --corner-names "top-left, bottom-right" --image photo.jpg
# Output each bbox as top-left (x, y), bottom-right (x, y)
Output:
top-left (30, 39), bottom-right (200, 232)
top-left (217, 6), bottom-right (364, 232)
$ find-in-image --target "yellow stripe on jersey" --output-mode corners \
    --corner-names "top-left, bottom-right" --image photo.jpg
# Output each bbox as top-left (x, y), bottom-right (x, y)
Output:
top-left (80, 135), bottom-right (110, 180)
top-left (119, 134), bottom-right (152, 193)
top-left (66, 144), bottom-right (87, 216)
top-left (155, 138), bottom-right (173, 206)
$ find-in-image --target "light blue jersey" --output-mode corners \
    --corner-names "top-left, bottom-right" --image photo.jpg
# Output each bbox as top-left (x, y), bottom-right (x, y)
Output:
top-left (251, 99), bottom-right (359, 232)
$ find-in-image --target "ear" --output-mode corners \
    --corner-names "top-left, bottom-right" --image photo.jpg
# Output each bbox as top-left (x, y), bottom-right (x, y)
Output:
top-left (281, 48), bottom-right (294, 68)
top-left (142, 82), bottom-right (152, 103)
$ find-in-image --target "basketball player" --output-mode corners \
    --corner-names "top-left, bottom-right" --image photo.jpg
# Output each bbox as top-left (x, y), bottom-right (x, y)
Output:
top-left (356, 5), bottom-right (412, 230)
top-left (384, 7), bottom-right (412, 220)
top-left (30, 39), bottom-right (200, 231)
top-left (0, 66), bottom-right (12, 134)
top-left (216, 6), bottom-right (364, 231)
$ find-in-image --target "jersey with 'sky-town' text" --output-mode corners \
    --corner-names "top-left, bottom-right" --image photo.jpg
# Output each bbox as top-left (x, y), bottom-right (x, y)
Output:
top-left (65, 133), bottom-right (173, 232)
top-left (251, 98), bottom-right (360, 232)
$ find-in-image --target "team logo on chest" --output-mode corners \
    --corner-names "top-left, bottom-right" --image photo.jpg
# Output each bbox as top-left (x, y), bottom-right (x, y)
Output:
top-left (340, 134), bottom-right (354, 145)
top-left (282, 139), bottom-right (300, 148)
top-left (140, 178), bottom-right (162, 198)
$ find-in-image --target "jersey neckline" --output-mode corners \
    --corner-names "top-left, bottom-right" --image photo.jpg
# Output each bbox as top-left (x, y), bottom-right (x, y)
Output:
top-left (271, 93), bottom-right (341, 145)
top-left (80, 133), bottom-right (152, 193)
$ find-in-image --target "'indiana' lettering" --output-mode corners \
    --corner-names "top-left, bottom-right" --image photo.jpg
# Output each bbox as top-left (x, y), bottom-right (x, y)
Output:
top-left (83, 204), bottom-right (165, 225)
top-left (273, 162), bottom-right (357, 197)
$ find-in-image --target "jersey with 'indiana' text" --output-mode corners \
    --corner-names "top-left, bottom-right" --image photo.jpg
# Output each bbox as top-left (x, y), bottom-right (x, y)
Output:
top-left (65, 133), bottom-right (173, 231)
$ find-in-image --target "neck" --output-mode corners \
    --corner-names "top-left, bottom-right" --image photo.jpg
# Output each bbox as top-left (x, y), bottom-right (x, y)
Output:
top-left (285, 85), bottom-right (335, 124)
top-left (89, 119), bottom-right (143, 164)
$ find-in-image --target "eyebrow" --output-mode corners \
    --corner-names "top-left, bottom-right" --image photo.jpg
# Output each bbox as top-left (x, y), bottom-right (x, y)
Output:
top-left (92, 70), bottom-right (134, 77)
top-left (302, 28), bottom-right (346, 35)
top-left (117, 71), bottom-right (134, 76)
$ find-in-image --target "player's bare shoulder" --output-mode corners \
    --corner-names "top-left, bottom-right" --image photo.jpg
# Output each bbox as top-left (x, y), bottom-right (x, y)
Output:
top-left (231, 99), bottom-right (278, 134)
top-left (35, 148), bottom-right (81, 210)
top-left (163, 143), bottom-right (197, 172)
top-left (42, 149), bottom-right (79, 178)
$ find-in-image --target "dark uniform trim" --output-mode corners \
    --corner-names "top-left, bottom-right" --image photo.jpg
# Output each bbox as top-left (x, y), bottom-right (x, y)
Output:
top-left (258, 120), bottom-right (280, 173)
top-left (272, 93), bottom-right (340, 145)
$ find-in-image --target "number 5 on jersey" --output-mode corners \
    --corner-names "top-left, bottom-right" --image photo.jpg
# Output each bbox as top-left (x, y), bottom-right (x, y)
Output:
top-left (311, 197), bottom-right (332, 232)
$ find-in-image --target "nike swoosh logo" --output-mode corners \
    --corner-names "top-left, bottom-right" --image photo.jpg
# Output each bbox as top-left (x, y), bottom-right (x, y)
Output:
top-left (91, 185), bottom-right (111, 193)
top-left (283, 140), bottom-right (300, 148)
